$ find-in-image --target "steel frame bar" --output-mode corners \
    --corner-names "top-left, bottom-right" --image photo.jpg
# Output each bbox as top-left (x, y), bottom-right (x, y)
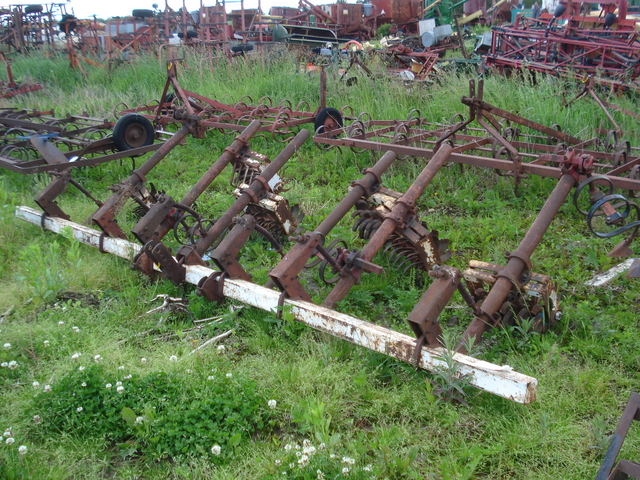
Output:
top-left (596, 392), bottom-right (640, 480)
top-left (14, 205), bottom-right (538, 404)
top-left (268, 150), bottom-right (398, 301)
top-left (91, 121), bottom-right (197, 239)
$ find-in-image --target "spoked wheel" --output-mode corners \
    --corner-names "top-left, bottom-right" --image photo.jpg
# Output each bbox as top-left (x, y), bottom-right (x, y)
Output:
top-left (112, 114), bottom-right (155, 152)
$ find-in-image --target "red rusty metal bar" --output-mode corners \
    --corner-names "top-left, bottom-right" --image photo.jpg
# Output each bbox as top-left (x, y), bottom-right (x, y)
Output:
top-left (455, 157), bottom-right (587, 352)
top-left (131, 120), bottom-right (261, 245)
top-left (595, 392), bottom-right (640, 480)
top-left (322, 142), bottom-right (454, 309)
top-left (268, 150), bottom-right (398, 300)
top-left (92, 121), bottom-right (197, 239)
top-left (176, 128), bottom-right (310, 263)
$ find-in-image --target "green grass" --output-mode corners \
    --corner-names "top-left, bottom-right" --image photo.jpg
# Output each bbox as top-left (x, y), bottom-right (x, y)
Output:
top-left (1, 49), bottom-right (639, 479)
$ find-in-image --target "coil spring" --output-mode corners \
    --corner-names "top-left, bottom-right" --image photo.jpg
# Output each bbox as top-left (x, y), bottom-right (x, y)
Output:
top-left (352, 209), bottom-right (428, 272)
top-left (574, 175), bottom-right (640, 240)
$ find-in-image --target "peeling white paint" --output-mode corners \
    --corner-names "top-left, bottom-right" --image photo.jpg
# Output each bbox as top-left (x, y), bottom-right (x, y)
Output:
top-left (16, 206), bottom-right (537, 404)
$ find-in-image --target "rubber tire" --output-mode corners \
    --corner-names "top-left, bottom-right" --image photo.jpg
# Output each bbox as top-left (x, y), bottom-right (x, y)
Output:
top-left (231, 44), bottom-right (254, 53)
top-left (25, 5), bottom-right (43, 14)
top-left (177, 30), bottom-right (198, 39)
top-left (314, 107), bottom-right (343, 135)
top-left (112, 114), bottom-right (155, 152)
top-left (59, 14), bottom-right (77, 33)
top-left (132, 9), bottom-right (154, 18)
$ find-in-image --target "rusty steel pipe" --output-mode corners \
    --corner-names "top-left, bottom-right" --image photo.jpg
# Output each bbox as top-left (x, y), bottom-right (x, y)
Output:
top-left (180, 128), bottom-right (310, 260)
top-left (268, 150), bottom-right (397, 299)
top-left (322, 143), bottom-right (454, 309)
top-left (182, 120), bottom-right (261, 206)
top-left (91, 121), bottom-right (196, 238)
top-left (455, 172), bottom-right (577, 352)
top-left (317, 151), bottom-right (397, 235)
top-left (131, 120), bottom-right (261, 245)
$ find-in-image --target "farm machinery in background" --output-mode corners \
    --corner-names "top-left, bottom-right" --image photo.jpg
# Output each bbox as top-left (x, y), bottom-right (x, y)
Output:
top-left (484, 0), bottom-right (640, 91)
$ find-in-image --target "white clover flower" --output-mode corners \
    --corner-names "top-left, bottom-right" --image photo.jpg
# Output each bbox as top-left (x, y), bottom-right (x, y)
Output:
top-left (18, 445), bottom-right (27, 455)
top-left (169, 355), bottom-right (178, 362)
top-left (295, 451), bottom-right (302, 458)
top-left (81, 382), bottom-right (87, 387)
top-left (282, 472), bottom-right (287, 476)
top-left (226, 373), bottom-right (232, 379)
top-left (317, 470), bottom-right (325, 480)
top-left (3, 343), bottom-right (11, 349)
top-left (135, 416), bottom-right (145, 424)
top-left (5, 437), bottom-right (15, 445)
top-left (124, 375), bottom-right (132, 380)
top-left (342, 457), bottom-right (355, 465)
top-left (289, 463), bottom-right (295, 469)
top-left (342, 467), bottom-right (350, 475)
top-left (32, 381), bottom-right (40, 388)
top-left (93, 355), bottom-right (102, 363)
top-left (116, 386), bottom-right (124, 394)
top-left (33, 415), bottom-right (41, 424)
top-left (3, 430), bottom-right (11, 438)
top-left (211, 445), bottom-right (221, 455)
top-left (268, 399), bottom-right (277, 409)
top-left (72, 326), bottom-right (80, 333)
top-left (303, 439), bottom-right (311, 447)
top-left (140, 358), bottom-right (147, 364)
top-left (71, 352), bottom-right (81, 360)
top-left (43, 340), bottom-right (50, 347)
top-left (76, 407), bottom-right (83, 412)
top-left (118, 365), bottom-right (125, 370)
top-left (1, 362), bottom-right (7, 368)
top-left (105, 383), bottom-right (112, 389)
top-left (207, 376), bottom-right (215, 380)
top-left (115, 381), bottom-right (122, 387)
top-left (303, 445), bottom-right (316, 455)
top-left (43, 385), bottom-right (52, 393)
top-left (8, 361), bottom-right (18, 370)
top-left (363, 465), bottom-right (373, 472)
top-left (329, 454), bottom-right (336, 459)
top-left (318, 443), bottom-right (326, 451)
top-left (294, 445), bottom-right (301, 450)
top-left (58, 321), bottom-right (64, 326)
top-left (78, 366), bottom-right (85, 372)
top-left (284, 444), bottom-right (292, 451)
top-left (275, 459), bottom-right (281, 466)
top-left (217, 345), bottom-right (226, 353)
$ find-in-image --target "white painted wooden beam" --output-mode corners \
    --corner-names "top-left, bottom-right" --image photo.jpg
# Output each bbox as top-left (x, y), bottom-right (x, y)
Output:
top-left (584, 258), bottom-right (638, 287)
top-left (15, 206), bottom-right (537, 404)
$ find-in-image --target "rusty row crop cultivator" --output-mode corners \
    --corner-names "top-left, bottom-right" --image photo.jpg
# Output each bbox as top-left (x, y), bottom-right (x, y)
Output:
top-left (11, 77), bottom-right (640, 405)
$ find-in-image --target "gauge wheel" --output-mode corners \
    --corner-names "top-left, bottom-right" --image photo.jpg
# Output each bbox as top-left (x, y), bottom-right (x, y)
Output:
top-left (112, 114), bottom-right (155, 152)
top-left (314, 107), bottom-right (343, 135)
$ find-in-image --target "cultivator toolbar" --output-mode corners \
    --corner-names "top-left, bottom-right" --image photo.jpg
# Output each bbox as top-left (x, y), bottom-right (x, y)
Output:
top-left (13, 80), bottom-right (640, 403)
top-left (15, 205), bottom-right (538, 404)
